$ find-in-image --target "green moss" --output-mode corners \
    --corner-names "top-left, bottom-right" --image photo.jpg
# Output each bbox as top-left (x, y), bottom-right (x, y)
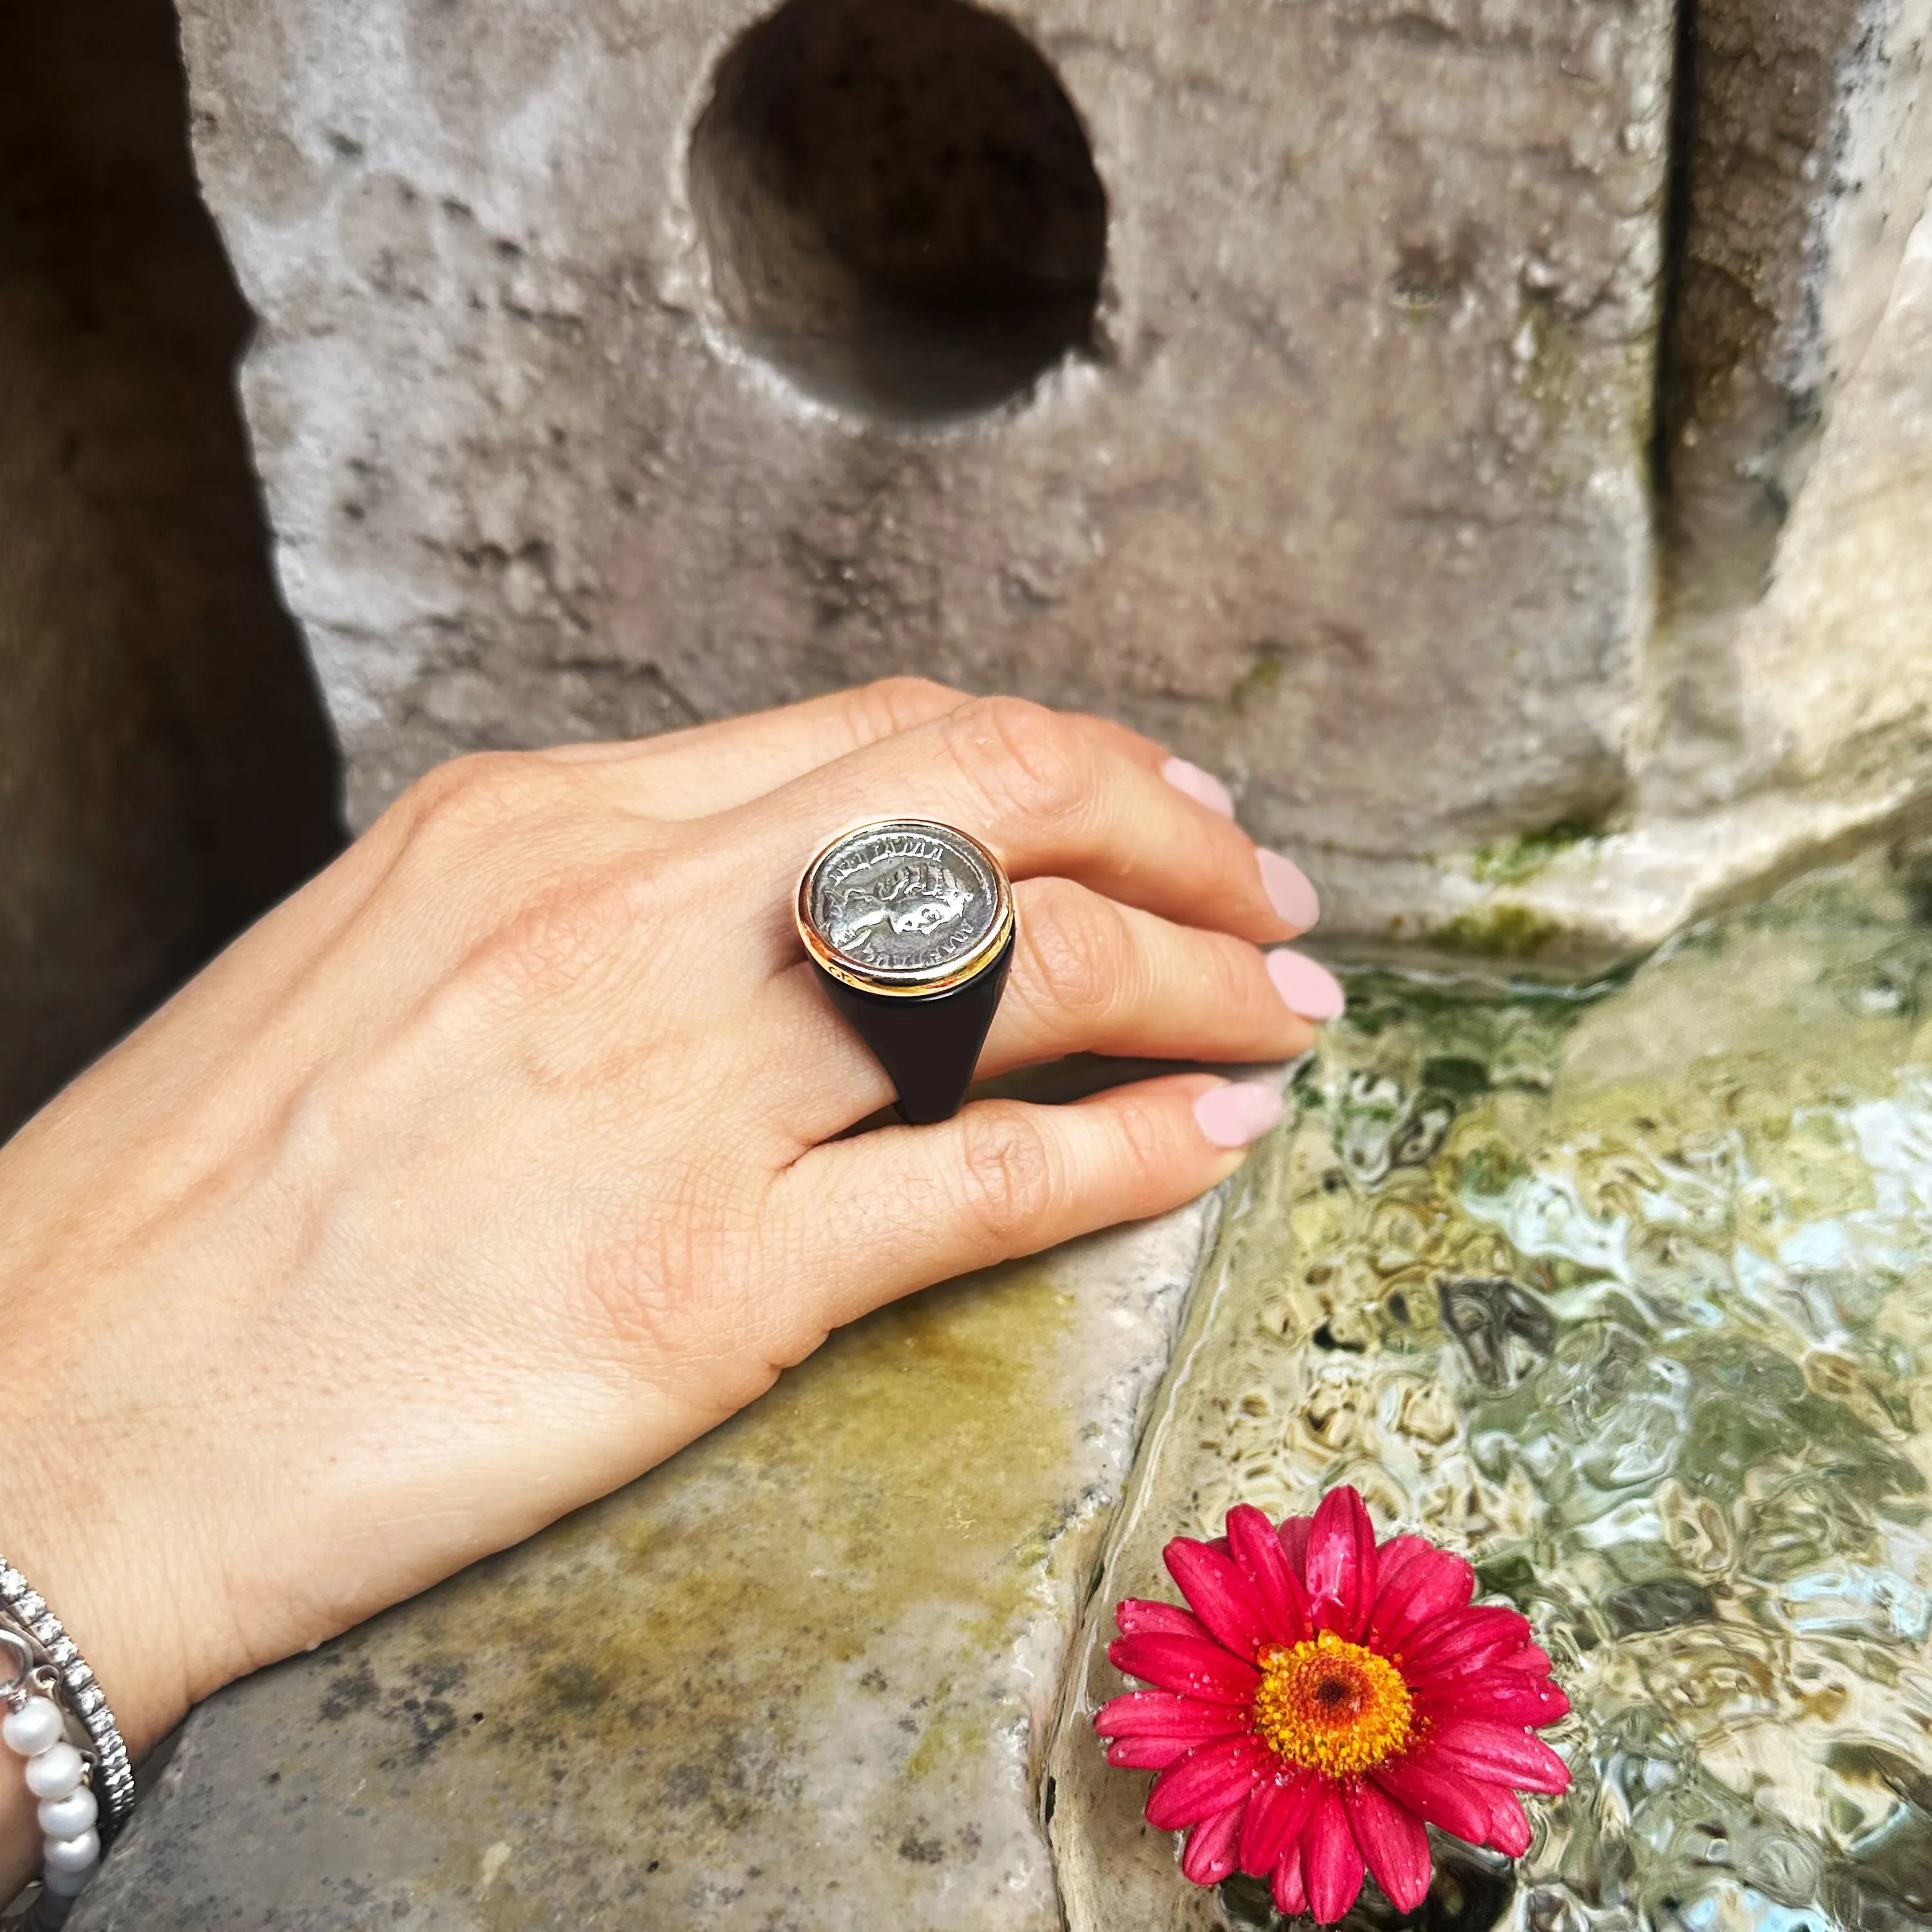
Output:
top-left (1431, 902), bottom-right (1566, 961)
top-left (327, 1257), bottom-right (1084, 1931)
top-left (1470, 816), bottom-right (1600, 886)
top-left (1419, 1053), bottom-right (1492, 1099)
top-left (1229, 645), bottom-right (1286, 715)
top-left (1510, 298), bottom-right (1655, 494)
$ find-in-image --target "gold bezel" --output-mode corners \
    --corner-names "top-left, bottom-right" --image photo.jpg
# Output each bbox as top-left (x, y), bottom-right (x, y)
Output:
top-left (796, 818), bottom-right (1016, 998)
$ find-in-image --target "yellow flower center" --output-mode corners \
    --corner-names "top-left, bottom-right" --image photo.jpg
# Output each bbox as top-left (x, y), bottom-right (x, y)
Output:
top-left (1251, 1631), bottom-right (1415, 1777)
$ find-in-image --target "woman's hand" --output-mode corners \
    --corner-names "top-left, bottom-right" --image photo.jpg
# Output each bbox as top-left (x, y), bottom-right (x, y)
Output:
top-left (0, 683), bottom-right (1339, 1892)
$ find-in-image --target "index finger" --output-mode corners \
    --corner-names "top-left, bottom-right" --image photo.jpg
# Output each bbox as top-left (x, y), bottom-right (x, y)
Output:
top-left (551, 681), bottom-right (1195, 826)
top-left (734, 695), bottom-right (1319, 948)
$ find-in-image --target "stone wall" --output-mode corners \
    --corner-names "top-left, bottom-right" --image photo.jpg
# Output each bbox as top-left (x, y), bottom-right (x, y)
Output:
top-left (1605, 0), bottom-right (1932, 943)
top-left (172, 0), bottom-right (1932, 966)
top-left (175, 0), bottom-right (1932, 963)
top-left (176, 0), bottom-right (1678, 951)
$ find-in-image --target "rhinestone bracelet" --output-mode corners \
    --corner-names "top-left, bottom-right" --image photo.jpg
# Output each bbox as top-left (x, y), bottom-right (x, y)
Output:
top-left (0, 1555), bottom-right (133, 1923)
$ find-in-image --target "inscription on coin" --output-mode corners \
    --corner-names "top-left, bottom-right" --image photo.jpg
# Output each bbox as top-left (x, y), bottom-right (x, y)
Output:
top-left (808, 822), bottom-right (1002, 975)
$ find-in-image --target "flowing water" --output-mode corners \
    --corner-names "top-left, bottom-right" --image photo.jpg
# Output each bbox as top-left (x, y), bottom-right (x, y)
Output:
top-left (1048, 848), bottom-right (1932, 1932)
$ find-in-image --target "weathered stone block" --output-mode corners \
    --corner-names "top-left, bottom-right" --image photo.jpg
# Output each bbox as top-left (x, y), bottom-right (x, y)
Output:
top-left (1627, 0), bottom-right (1932, 886)
top-left (176, 0), bottom-right (1674, 937)
top-left (1444, 169), bottom-right (1932, 967)
top-left (175, 0), bottom-right (1932, 965)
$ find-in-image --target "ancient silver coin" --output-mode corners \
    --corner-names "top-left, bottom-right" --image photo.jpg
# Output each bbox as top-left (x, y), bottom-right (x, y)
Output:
top-left (807, 821), bottom-right (1002, 976)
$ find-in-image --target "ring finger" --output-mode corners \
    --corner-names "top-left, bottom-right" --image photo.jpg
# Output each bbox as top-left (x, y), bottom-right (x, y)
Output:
top-left (763, 876), bottom-right (1342, 1146)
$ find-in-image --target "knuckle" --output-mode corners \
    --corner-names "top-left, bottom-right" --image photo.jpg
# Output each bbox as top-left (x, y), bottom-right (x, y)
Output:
top-left (1108, 1090), bottom-right (1179, 1193)
top-left (1020, 882), bottom-right (1125, 1027)
top-left (479, 858), bottom-right (655, 1005)
top-left (576, 1166), bottom-right (768, 1374)
top-left (952, 1104), bottom-right (1060, 1251)
top-left (580, 1213), bottom-right (688, 1362)
top-left (949, 696), bottom-right (1094, 829)
top-left (1202, 933), bottom-right (1265, 1018)
top-left (579, 1188), bottom-right (714, 1365)
top-left (851, 675), bottom-right (961, 737)
top-left (396, 750), bottom-right (557, 846)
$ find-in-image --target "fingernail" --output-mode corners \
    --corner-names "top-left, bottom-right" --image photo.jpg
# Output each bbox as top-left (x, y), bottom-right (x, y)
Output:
top-left (1258, 849), bottom-right (1321, 929)
top-left (1193, 1081), bottom-right (1285, 1149)
top-left (1267, 949), bottom-right (1346, 1021)
top-left (1162, 755), bottom-right (1235, 818)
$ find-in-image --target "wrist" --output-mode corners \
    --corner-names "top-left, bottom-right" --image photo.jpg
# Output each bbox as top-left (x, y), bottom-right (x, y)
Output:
top-left (0, 1122), bottom-right (274, 1766)
top-left (0, 1246), bottom-right (215, 1766)
top-left (0, 1488), bottom-right (169, 1912)
top-left (0, 1488), bottom-right (195, 1770)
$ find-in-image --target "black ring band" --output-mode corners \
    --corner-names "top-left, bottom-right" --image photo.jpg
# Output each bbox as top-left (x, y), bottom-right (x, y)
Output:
top-left (796, 819), bottom-right (1017, 1126)
top-left (811, 932), bottom-right (1015, 1124)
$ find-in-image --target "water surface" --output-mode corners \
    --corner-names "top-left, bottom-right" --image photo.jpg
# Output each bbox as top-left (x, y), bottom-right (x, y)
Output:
top-left (1049, 850), bottom-right (1932, 1932)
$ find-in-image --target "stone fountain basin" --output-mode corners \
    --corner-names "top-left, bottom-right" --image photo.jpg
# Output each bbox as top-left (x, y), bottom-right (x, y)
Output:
top-left (74, 851), bottom-right (1932, 1930)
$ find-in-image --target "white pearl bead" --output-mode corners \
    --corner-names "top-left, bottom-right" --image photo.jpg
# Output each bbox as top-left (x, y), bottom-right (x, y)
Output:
top-left (1, 1698), bottom-right (64, 1758)
top-left (39, 1786), bottom-right (99, 1839)
top-left (41, 1858), bottom-right (95, 1898)
top-left (23, 1741), bottom-right (84, 1799)
top-left (43, 1829), bottom-right (100, 1875)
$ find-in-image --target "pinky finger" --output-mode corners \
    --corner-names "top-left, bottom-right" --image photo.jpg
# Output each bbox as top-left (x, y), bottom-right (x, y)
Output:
top-left (774, 1074), bottom-right (1284, 1331)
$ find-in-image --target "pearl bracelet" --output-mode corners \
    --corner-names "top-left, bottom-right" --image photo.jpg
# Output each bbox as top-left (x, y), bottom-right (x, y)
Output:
top-left (0, 1556), bottom-right (133, 1925)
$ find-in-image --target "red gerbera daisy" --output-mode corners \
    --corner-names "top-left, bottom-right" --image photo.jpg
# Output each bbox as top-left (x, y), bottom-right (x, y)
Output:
top-left (1094, 1487), bottom-right (1571, 1922)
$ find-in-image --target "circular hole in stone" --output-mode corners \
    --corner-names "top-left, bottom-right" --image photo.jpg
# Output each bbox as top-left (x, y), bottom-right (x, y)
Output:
top-left (689, 0), bottom-right (1108, 424)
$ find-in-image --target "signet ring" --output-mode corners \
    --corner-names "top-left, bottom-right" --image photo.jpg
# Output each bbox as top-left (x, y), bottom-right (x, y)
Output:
top-left (796, 819), bottom-right (1017, 1126)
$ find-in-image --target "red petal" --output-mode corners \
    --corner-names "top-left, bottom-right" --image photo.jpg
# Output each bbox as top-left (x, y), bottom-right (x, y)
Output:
top-left (1238, 1768), bottom-right (1320, 1877)
top-left (1114, 1598), bottom-right (1209, 1641)
top-left (1426, 1718), bottom-right (1572, 1794)
top-left (1303, 1782), bottom-right (1368, 1924)
top-left (1278, 1514), bottom-right (1314, 1580)
top-left (1304, 1487), bottom-right (1379, 1640)
top-left (1180, 1798), bottom-right (1247, 1885)
top-left (1481, 1784), bottom-right (1534, 1856)
top-left (1372, 1752), bottom-right (1495, 1844)
top-left (1227, 1504), bottom-right (1310, 1646)
top-left (1343, 1778), bottom-right (1433, 1911)
top-left (1095, 1690), bottom-right (1253, 1743)
top-left (1415, 1643), bottom-right (1540, 1692)
top-left (1367, 1544), bottom-right (1476, 1655)
top-left (1108, 1633), bottom-right (1260, 1704)
top-left (1146, 1735), bottom-right (1274, 1830)
top-left (1272, 1842), bottom-right (1308, 1917)
top-left (1165, 1537), bottom-right (1273, 1660)
top-left (1498, 1643), bottom-right (1555, 1675)
top-left (1370, 1533), bottom-right (1431, 1595)
top-left (1106, 1735), bottom-right (1194, 1770)
top-left (1400, 1605), bottom-right (1533, 1680)
top-left (1423, 1672), bottom-right (1569, 1728)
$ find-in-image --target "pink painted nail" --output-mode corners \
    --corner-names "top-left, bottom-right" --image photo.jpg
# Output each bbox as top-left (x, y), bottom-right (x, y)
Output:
top-left (1161, 755), bottom-right (1235, 818)
top-left (1267, 949), bottom-right (1346, 1021)
top-left (1258, 849), bottom-right (1321, 929)
top-left (1193, 1081), bottom-right (1285, 1150)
